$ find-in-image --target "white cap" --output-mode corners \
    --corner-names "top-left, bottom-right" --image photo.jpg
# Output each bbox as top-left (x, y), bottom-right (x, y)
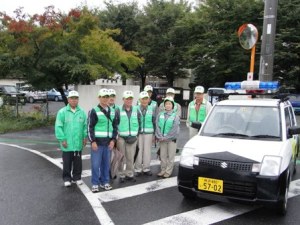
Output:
top-left (98, 88), bottom-right (109, 97)
top-left (68, 90), bottom-right (79, 98)
top-left (123, 90), bottom-right (134, 99)
top-left (108, 89), bottom-right (116, 96)
top-left (166, 88), bottom-right (175, 94)
top-left (139, 91), bottom-right (149, 99)
top-left (194, 86), bottom-right (205, 94)
top-left (144, 85), bottom-right (153, 92)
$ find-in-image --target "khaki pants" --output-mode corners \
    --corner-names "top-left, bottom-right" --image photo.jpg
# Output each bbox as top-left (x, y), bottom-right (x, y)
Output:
top-left (189, 126), bottom-right (199, 139)
top-left (135, 134), bottom-right (153, 172)
top-left (117, 137), bottom-right (137, 178)
top-left (159, 140), bottom-right (177, 176)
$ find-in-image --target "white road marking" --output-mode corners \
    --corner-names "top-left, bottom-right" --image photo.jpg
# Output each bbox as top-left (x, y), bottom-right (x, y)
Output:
top-left (0, 143), bottom-right (113, 225)
top-left (2, 142), bottom-right (300, 225)
top-left (144, 179), bottom-right (300, 225)
top-left (95, 177), bottom-right (177, 202)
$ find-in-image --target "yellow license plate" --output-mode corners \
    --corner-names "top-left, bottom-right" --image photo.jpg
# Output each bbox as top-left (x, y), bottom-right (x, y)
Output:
top-left (198, 177), bottom-right (223, 193)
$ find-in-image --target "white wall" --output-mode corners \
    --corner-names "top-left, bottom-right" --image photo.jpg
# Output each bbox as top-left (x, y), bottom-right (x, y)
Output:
top-left (77, 85), bottom-right (141, 114)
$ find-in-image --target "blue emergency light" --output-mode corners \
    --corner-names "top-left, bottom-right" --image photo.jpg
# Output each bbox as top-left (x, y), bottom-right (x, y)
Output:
top-left (225, 81), bottom-right (279, 90)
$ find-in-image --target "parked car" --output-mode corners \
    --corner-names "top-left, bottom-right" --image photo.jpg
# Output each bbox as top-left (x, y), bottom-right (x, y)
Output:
top-left (19, 86), bottom-right (47, 103)
top-left (288, 94), bottom-right (300, 115)
top-left (178, 95), bottom-right (300, 215)
top-left (47, 88), bottom-right (69, 102)
top-left (0, 85), bottom-right (26, 105)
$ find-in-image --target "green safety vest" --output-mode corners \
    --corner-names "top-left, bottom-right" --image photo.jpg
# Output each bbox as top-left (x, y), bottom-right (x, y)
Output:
top-left (150, 100), bottom-right (157, 108)
top-left (158, 112), bottom-right (176, 136)
top-left (118, 106), bottom-right (139, 137)
top-left (139, 106), bottom-right (154, 134)
top-left (94, 106), bottom-right (114, 138)
top-left (188, 100), bottom-right (206, 125)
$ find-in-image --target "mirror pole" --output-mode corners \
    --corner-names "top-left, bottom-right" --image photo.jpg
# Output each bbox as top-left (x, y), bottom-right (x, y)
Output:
top-left (250, 45), bottom-right (256, 73)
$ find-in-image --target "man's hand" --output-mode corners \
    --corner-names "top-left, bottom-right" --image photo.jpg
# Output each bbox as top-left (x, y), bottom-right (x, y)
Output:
top-left (62, 141), bottom-right (67, 148)
top-left (109, 140), bottom-right (115, 150)
top-left (83, 138), bottom-right (87, 147)
top-left (91, 142), bottom-right (98, 151)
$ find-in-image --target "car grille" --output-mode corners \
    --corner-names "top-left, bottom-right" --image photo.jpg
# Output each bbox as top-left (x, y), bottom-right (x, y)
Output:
top-left (198, 158), bottom-right (252, 172)
top-left (193, 178), bottom-right (257, 199)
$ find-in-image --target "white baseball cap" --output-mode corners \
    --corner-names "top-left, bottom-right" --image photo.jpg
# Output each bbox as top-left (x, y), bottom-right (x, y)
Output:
top-left (144, 85), bottom-right (153, 92)
top-left (139, 91), bottom-right (149, 99)
top-left (194, 86), bottom-right (205, 94)
top-left (108, 89), bottom-right (116, 96)
top-left (166, 88), bottom-right (175, 94)
top-left (123, 90), bottom-right (134, 99)
top-left (68, 90), bottom-right (79, 98)
top-left (98, 88), bottom-right (110, 97)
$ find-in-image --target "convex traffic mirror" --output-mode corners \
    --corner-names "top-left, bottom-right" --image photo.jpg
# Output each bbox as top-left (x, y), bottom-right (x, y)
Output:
top-left (238, 24), bottom-right (258, 50)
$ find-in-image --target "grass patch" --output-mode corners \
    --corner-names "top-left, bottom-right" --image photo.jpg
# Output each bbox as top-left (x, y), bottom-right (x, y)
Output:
top-left (0, 106), bottom-right (55, 134)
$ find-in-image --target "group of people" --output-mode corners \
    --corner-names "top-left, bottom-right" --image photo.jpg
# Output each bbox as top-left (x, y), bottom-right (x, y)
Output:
top-left (54, 85), bottom-right (211, 193)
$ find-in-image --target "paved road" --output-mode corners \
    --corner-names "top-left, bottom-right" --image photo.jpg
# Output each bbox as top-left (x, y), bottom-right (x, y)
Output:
top-left (1, 118), bottom-right (300, 225)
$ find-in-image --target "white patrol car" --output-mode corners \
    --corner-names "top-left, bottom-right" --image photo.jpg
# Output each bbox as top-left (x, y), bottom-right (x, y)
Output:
top-left (178, 96), bottom-right (300, 215)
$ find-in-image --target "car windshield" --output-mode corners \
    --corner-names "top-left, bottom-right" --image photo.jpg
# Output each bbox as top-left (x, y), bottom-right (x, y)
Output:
top-left (4, 86), bottom-right (18, 93)
top-left (201, 105), bottom-right (281, 140)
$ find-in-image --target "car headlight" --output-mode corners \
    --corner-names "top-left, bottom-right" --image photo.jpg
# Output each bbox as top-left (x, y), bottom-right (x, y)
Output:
top-left (259, 156), bottom-right (282, 176)
top-left (180, 147), bottom-right (195, 167)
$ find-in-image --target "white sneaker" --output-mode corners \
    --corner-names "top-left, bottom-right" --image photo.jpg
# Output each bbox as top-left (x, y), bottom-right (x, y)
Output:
top-left (91, 185), bottom-right (99, 193)
top-left (75, 180), bottom-right (83, 185)
top-left (104, 184), bottom-right (112, 191)
top-left (64, 181), bottom-right (71, 187)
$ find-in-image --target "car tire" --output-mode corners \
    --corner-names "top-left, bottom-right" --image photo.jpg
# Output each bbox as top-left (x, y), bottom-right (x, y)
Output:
top-left (277, 171), bottom-right (290, 215)
top-left (54, 96), bottom-right (59, 102)
top-left (29, 97), bottom-right (34, 103)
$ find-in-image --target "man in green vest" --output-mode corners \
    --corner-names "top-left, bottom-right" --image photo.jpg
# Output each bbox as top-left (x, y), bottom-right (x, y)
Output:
top-left (186, 86), bottom-right (212, 139)
top-left (135, 91), bottom-right (156, 176)
top-left (115, 90), bottom-right (141, 182)
top-left (55, 90), bottom-right (87, 187)
top-left (156, 97), bottom-right (180, 178)
top-left (88, 88), bottom-right (118, 192)
top-left (108, 88), bottom-right (119, 110)
top-left (144, 85), bottom-right (158, 112)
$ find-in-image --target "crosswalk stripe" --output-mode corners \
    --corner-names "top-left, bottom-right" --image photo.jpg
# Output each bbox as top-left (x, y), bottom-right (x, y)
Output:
top-left (95, 177), bottom-right (177, 203)
top-left (144, 179), bottom-right (300, 225)
top-left (80, 156), bottom-right (181, 178)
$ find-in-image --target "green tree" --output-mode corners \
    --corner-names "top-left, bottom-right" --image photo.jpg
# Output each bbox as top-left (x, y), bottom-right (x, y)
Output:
top-left (186, 0), bottom-right (264, 89)
top-left (275, 0), bottom-right (300, 91)
top-left (0, 7), bottom-right (143, 104)
top-left (135, 0), bottom-right (192, 86)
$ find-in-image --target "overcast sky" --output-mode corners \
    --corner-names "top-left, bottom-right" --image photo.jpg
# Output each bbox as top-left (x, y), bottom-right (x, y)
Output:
top-left (1, 0), bottom-right (148, 16)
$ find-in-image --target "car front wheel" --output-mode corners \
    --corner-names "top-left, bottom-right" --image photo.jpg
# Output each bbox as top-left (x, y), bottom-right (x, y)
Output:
top-left (277, 171), bottom-right (290, 215)
top-left (54, 96), bottom-right (59, 102)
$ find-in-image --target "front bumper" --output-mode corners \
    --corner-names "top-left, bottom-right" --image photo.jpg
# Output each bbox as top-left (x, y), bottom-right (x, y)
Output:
top-left (178, 164), bottom-right (283, 205)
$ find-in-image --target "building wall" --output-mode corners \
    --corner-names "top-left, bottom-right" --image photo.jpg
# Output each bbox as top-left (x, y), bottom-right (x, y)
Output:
top-left (76, 85), bottom-right (140, 114)
top-left (0, 79), bottom-right (25, 87)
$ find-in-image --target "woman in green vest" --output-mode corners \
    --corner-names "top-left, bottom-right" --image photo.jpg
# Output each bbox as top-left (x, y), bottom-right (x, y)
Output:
top-left (155, 97), bottom-right (180, 178)
top-left (186, 86), bottom-right (212, 139)
top-left (135, 91), bottom-right (156, 176)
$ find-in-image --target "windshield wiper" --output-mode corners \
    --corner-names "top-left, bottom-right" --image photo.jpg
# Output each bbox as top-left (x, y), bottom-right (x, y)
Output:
top-left (250, 134), bottom-right (280, 139)
top-left (212, 133), bottom-right (250, 137)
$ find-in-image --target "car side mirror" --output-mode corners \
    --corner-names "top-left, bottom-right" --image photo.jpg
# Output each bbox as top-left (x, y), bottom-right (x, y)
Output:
top-left (288, 126), bottom-right (300, 136)
top-left (191, 122), bottom-right (202, 130)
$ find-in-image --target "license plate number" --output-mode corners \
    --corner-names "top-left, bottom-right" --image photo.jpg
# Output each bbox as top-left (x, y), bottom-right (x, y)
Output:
top-left (198, 177), bottom-right (223, 193)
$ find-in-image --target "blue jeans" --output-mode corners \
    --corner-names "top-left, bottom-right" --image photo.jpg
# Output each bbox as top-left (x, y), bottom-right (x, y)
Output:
top-left (91, 145), bottom-right (111, 185)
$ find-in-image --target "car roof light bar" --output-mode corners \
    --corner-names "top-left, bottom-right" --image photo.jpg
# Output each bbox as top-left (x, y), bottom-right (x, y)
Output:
top-left (225, 80), bottom-right (279, 91)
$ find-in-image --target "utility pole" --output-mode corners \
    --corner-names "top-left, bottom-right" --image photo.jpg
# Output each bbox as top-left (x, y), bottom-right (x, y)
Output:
top-left (258, 0), bottom-right (278, 81)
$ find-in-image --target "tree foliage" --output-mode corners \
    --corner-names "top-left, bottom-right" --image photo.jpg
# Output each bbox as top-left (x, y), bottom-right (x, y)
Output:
top-left (185, 0), bottom-right (264, 89)
top-left (275, 0), bottom-right (300, 91)
top-left (0, 6), bottom-right (143, 104)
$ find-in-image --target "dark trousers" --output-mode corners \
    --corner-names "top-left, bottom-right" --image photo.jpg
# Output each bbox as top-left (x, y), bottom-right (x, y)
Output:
top-left (62, 151), bottom-right (82, 182)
